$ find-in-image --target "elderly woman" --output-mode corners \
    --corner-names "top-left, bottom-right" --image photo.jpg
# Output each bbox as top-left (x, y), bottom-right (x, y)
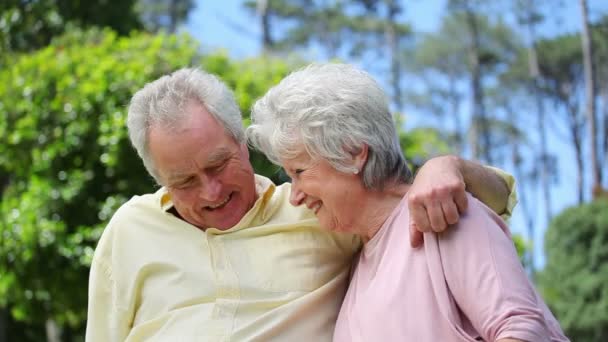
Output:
top-left (247, 64), bottom-right (568, 342)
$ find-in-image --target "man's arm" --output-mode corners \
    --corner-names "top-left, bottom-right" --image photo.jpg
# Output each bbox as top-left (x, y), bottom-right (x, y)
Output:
top-left (86, 231), bottom-right (131, 341)
top-left (407, 155), bottom-right (515, 247)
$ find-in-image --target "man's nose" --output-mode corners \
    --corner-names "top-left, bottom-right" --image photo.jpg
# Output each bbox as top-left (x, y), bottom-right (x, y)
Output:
top-left (199, 176), bottom-right (222, 202)
top-left (290, 182), bottom-right (305, 206)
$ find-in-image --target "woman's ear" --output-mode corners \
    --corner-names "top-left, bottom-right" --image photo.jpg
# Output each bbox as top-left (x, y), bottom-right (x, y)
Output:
top-left (351, 144), bottom-right (368, 173)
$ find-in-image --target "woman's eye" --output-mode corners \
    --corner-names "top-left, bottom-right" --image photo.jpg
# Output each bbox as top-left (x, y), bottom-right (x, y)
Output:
top-left (294, 169), bottom-right (305, 175)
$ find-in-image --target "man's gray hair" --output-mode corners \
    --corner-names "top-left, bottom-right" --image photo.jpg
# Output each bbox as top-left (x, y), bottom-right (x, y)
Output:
top-left (247, 63), bottom-right (411, 190)
top-left (127, 68), bottom-right (244, 183)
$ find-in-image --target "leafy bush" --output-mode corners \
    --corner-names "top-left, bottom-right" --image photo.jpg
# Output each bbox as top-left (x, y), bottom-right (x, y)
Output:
top-left (0, 28), bottom-right (294, 338)
top-left (0, 28), bottom-right (200, 337)
top-left (540, 199), bottom-right (608, 342)
top-left (0, 27), bottom-right (452, 339)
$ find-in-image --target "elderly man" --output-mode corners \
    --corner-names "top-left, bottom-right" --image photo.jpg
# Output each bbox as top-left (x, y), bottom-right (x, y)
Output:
top-left (86, 68), bottom-right (516, 341)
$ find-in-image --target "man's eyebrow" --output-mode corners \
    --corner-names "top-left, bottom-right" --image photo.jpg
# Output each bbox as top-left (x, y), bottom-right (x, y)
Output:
top-left (206, 147), bottom-right (233, 165)
top-left (165, 148), bottom-right (234, 183)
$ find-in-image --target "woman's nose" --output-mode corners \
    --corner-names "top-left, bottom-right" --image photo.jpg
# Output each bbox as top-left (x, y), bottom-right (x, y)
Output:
top-left (290, 184), bottom-right (306, 206)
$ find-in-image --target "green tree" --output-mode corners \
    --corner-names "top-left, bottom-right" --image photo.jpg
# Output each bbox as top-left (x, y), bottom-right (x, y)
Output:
top-left (0, 18), bottom-right (469, 342)
top-left (578, 0), bottom-right (601, 196)
top-left (445, 1), bottom-right (521, 164)
top-left (535, 33), bottom-right (586, 203)
top-left (0, 28), bottom-right (200, 341)
top-left (512, 0), bottom-right (554, 226)
top-left (0, 0), bottom-right (142, 54)
top-left (243, 0), bottom-right (412, 110)
top-left (135, 0), bottom-right (195, 33)
top-left (0, 27), bottom-right (296, 341)
top-left (540, 199), bottom-right (608, 341)
top-left (0, 0), bottom-right (196, 59)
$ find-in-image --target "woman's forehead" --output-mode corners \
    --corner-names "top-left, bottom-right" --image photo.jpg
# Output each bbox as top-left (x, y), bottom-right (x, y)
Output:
top-left (280, 149), bottom-right (315, 167)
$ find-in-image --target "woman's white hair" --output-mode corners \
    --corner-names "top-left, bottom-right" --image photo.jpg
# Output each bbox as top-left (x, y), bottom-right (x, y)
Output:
top-left (247, 63), bottom-right (411, 190)
top-left (127, 68), bottom-right (244, 183)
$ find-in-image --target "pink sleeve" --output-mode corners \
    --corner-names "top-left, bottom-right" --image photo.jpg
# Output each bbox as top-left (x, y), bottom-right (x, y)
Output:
top-left (433, 195), bottom-right (551, 342)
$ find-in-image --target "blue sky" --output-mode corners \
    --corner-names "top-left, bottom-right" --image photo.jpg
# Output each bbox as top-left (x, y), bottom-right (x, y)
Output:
top-left (185, 0), bottom-right (608, 268)
top-left (186, 0), bottom-right (608, 56)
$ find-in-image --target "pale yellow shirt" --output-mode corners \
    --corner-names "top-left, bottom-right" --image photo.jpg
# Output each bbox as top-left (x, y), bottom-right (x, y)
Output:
top-left (86, 172), bottom-right (517, 341)
top-left (86, 175), bottom-right (360, 341)
top-left (490, 166), bottom-right (519, 222)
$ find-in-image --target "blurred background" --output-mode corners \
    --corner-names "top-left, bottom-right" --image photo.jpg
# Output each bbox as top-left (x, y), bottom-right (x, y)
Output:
top-left (1, 0), bottom-right (607, 341)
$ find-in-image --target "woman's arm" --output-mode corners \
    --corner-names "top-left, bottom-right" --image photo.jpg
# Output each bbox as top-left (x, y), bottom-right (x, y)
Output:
top-left (429, 194), bottom-right (558, 342)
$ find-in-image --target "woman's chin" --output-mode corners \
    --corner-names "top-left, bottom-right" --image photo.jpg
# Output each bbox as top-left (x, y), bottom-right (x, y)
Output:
top-left (322, 221), bottom-right (352, 235)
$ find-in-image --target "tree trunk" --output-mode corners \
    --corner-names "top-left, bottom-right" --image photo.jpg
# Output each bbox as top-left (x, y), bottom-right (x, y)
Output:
top-left (574, 133), bottom-right (584, 204)
top-left (536, 102), bottom-right (553, 221)
top-left (510, 125), bottom-right (536, 277)
top-left (449, 75), bottom-right (464, 154)
top-left (168, 0), bottom-right (178, 33)
top-left (566, 101), bottom-right (585, 203)
top-left (579, 0), bottom-right (601, 194)
top-left (46, 318), bottom-right (61, 342)
top-left (603, 89), bottom-right (608, 179)
top-left (527, 24), bottom-right (553, 222)
top-left (465, 6), bottom-right (491, 164)
top-left (257, 0), bottom-right (273, 53)
top-left (385, 0), bottom-right (402, 115)
top-left (0, 309), bottom-right (7, 342)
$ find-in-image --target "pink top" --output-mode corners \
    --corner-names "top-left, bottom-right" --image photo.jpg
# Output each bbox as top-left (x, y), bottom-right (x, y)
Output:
top-left (334, 194), bottom-right (569, 342)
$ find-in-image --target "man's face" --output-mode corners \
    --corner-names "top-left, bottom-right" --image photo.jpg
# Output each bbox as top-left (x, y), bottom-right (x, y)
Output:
top-left (148, 101), bottom-right (257, 230)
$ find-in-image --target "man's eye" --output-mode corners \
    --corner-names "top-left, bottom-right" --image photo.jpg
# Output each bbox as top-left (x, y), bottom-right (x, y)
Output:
top-left (210, 161), bottom-right (228, 174)
top-left (294, 169), bottom-right (304, 175)
top-left (175, 179), bottom-right (194, 189)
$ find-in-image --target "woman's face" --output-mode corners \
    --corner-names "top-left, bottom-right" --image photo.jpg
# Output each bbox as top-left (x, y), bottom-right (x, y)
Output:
top-left (282, 151), bottom-right (364, 233)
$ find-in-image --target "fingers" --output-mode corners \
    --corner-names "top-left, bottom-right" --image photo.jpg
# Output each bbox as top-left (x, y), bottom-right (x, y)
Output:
top-left (442, 200), bottom-right (460, 226)
top-left (409, 193), bottom-right (463, 235)
top-left (409, 194), bottom-right (449, 233)
top-left (408, 198), bottom-right (431, 232)
top-left (454, 189), bottom-right (468, 213)
top-left (427, 200), bottom-right (447, 232)
top-left (409, 222), bottom-right (424, 248)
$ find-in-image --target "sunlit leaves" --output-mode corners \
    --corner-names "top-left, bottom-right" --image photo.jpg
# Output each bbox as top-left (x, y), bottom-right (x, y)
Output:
top-left (540, 199), bottom-right (608, 341)
top-left (0, 28), bottom-right (199, 330)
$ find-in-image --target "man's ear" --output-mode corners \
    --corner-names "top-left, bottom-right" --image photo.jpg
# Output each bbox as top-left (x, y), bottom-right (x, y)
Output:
top-left (240, 143), bottom-right (250, 159)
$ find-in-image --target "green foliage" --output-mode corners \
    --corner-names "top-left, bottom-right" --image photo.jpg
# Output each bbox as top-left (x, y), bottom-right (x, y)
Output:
top-left (0, 27), bottom-right (299, 338)
top-left (0, 0), bottom-right (141, 53)
top-left (243, 0), bottom-right (411, 58)
top-left (0, 17), bottom-right (461, 341)
top-left (135, 0), bottom-right (195, 33)
top-left (399, 127), bottom-right (451, 171)
top-left (540, 199), bottom-right (608, 342)
top-left (0, 28), bottom-right (199, 335)
top-left (512, 233), bottom-right (530, 268)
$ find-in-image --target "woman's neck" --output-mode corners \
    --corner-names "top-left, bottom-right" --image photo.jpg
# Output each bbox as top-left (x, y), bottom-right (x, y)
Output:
top-left (355, 182), bottom-right (409, 243)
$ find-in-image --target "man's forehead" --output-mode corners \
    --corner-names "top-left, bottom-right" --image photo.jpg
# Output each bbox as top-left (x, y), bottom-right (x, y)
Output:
top-left (164, 146), bottom-right (235, 180)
